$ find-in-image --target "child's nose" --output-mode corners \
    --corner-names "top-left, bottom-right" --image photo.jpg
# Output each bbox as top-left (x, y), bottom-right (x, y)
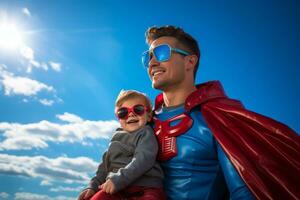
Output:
top-left (128, 111), bottom-right (136, 117)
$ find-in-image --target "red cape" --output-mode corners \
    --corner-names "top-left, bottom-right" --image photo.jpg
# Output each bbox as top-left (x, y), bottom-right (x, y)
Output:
top-left (155, 81), bottom-right (300, 200)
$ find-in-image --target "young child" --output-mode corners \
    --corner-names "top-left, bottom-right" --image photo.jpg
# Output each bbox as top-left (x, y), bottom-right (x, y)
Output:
top-left (78, 90), bottom-right (165, 200)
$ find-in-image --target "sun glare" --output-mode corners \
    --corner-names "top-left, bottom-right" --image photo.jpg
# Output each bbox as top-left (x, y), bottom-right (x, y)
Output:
top-left (0, 22), bottom-right (24, 50)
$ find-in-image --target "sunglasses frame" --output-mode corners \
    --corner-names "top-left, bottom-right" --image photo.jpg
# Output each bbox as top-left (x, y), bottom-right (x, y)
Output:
top-left (142, 44), bottom-right (191, 68)
top-left (115, 104), bottom-right (148, 119)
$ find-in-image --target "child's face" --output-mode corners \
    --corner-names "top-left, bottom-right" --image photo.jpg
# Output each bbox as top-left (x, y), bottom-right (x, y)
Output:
top-left (117, 98), bottom-right (151, 133)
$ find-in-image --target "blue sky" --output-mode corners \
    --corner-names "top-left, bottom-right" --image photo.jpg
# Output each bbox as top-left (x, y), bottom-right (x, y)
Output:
top-left (0, 1), bottom-right (299, 199)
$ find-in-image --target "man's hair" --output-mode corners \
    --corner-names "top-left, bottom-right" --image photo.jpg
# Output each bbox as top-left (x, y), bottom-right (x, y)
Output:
top-left (145, 25), bottom-right (200, 79)
top-left (115, 90), bottom-right (152, 113)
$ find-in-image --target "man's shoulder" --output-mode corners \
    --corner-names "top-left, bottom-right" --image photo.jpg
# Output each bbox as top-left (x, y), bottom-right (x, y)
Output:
top-left (185, 81), bottom-right (245, 112)
top-left (205, 97), bottom-right (244, 109)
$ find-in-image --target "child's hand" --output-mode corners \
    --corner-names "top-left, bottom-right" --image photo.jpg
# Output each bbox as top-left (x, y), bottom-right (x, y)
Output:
top-left (99, 179), bottom-right (116, 194)
top-left (77, 189), bottom-right (95, 200)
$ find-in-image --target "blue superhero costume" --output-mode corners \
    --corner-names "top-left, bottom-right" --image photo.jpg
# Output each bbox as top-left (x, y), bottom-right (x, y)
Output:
top-left (154, 104), bottom-right (254, 200)
top-left (152, 81), bottom-right (300, 200)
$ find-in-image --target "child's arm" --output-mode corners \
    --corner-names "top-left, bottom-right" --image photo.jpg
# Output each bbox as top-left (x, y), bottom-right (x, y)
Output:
top-left (106, 127), bottom-right (158, 191)
top-left (77, 189), bottom-right (95, 200)
top-left (77, 152), bottom-right (108, 199)
top-left (87, 152), bottom-right (108, 192)
top-left (99, 179), bottom-right (116, 194)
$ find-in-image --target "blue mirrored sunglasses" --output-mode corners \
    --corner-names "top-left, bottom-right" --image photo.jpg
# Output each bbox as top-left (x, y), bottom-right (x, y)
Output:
top-left (142, 44), bottom-right (190, 68)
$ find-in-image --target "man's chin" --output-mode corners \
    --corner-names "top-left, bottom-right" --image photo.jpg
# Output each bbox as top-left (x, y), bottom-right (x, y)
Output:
top-left (152, 82), bottom-right (164, 90)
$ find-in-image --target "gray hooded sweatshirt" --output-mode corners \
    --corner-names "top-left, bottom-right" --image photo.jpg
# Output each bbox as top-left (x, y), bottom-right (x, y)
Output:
top-left (88, 125), bottom-right (164, 192)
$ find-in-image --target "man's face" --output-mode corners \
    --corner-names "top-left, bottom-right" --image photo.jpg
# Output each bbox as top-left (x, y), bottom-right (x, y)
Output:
top-left (147, 36), bottom-right (188, 91)
top-left (117, 98), bottom-right (150, 133)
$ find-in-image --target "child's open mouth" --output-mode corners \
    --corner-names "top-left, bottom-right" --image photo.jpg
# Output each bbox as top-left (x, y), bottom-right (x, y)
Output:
top-left (127, 119), bottom-right (139, 124)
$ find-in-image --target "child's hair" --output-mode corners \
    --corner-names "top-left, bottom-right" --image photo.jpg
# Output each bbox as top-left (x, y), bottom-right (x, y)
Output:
top-left (115, 90), bottom-right (152, 113)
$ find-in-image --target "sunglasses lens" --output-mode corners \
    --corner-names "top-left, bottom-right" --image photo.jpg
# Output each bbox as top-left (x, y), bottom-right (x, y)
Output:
top-left (133, 105), bottom-right (145, 115)
top-left (142, 45), bottom-right (171, 68)
top-left (142, 52), bottom-right (150, 68)
top-left (117, 107), bottom-right (128, 119)
top-left (154, 44), bottom-right (170, 62)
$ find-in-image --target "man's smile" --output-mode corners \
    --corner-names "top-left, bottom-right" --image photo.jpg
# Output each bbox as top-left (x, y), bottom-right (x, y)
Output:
top-left (151, 67), bottom-right (166, 78)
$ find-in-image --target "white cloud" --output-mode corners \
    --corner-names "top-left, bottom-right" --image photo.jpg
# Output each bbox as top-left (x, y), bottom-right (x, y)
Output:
top-left (39, 99), bottom-right (54, 106)
top-left (20, 46), bottom-right (34, 60)
top-left (0, 113), bottom-right (119, 150)
top-left (50, 186), bottom-right (83, 192)
top-left (1, 57), bottom-right (60, 107)
top-left (41, 62), bottom-right (49, 70)
top-left (56, 112), bottom-right (83, 123)
top-left (2, 74), bottom-right (54, 96)
top-left (40, 180), bottom-right (52, 186)
top-left (0, 154), bottom-right (98, 185)
top-left (0, 136), bottom-right (48, 150)
top-left (22, 8), bottom-right (31, 17)
top-left (0, 66), bottom-right (55, 98)
top-left (0, 192), bottom-right (9, 199)
top-left (14, 192), bottom-right (75, 200)
top-left (0, 64), bottom-right (9, 75)
top-left (19, 45), bottom-right (50, 72)
top-left (49, 61), bottom-right (62, 72)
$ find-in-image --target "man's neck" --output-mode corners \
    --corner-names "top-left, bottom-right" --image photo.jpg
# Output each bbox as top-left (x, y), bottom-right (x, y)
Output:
top-left (162, 84), bottom-right (197, 107)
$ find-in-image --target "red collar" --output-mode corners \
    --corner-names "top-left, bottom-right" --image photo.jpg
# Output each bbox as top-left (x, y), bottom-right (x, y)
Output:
top-left (154, 81), bottom-right (228, 113)
top-left (153, 81), bottom-right (228, 161)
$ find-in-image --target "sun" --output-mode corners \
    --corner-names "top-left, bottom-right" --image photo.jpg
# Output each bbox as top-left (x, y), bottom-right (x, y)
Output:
top-left (0, 22), bottom-right (24, 50)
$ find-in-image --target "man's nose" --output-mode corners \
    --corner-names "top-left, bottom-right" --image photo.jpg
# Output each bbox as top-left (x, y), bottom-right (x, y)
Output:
top-left (149, 55), bottom-right (159, 69)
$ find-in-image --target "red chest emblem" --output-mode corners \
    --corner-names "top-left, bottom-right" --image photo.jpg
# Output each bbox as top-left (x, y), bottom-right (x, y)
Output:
top-left (153, 113), bottom-right (193, 161)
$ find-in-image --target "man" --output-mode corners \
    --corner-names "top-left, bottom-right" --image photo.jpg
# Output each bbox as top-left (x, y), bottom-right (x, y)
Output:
top-left (141, 25), bottom-right (300, 200)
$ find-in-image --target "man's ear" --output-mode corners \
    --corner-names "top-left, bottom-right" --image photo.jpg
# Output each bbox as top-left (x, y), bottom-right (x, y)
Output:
top-left (185, 55), bottom-right (198, 71)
